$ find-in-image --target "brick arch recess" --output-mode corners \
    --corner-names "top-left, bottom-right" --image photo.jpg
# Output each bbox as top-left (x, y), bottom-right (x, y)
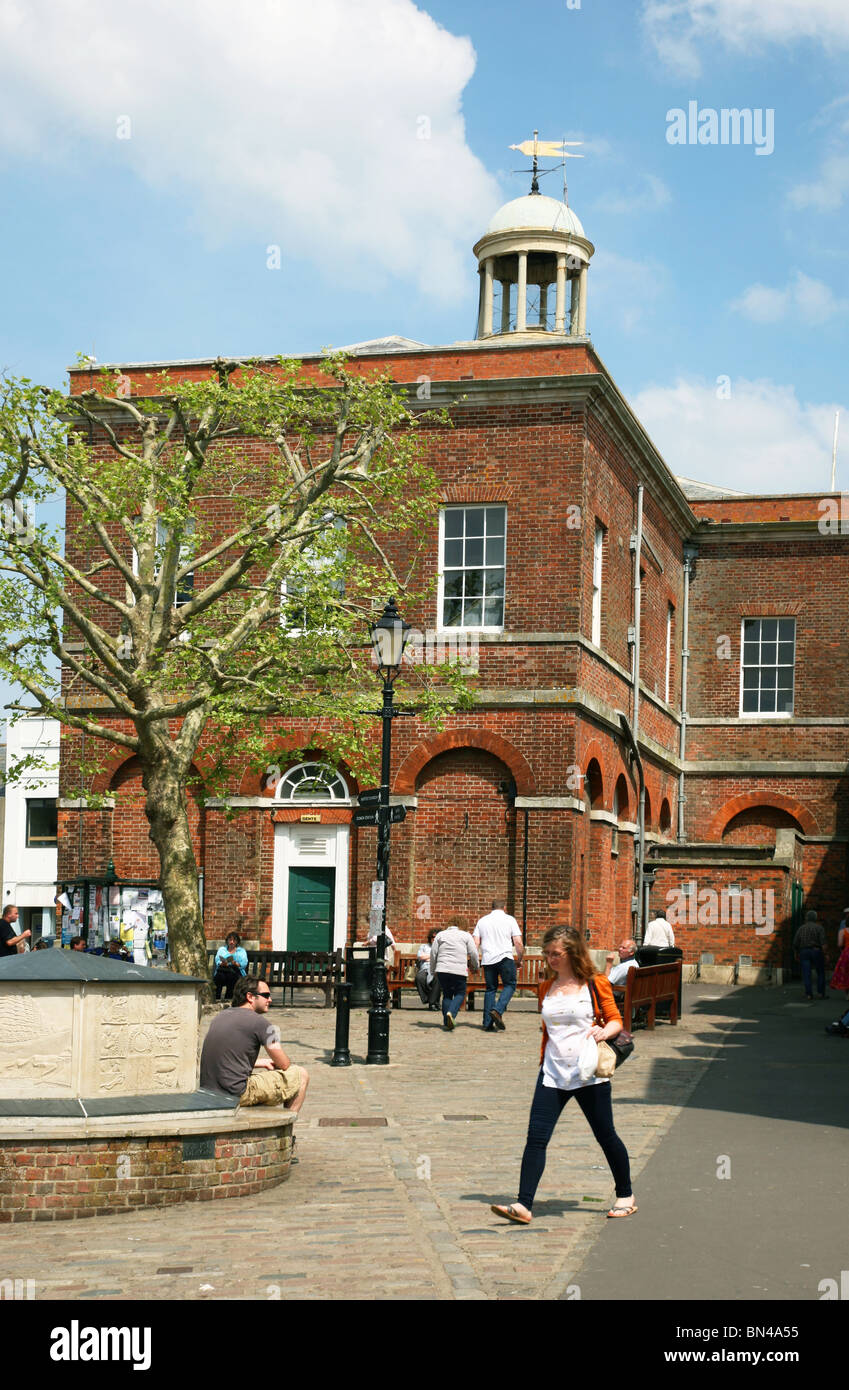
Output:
top-left (709, 792), bottom-right (818, 841)
top-left (395, 730), bottom-right (535, 797)
top-left (107, 755), bottom-right (206, 879)
top-left (412, 747), bottom-right (520, 929)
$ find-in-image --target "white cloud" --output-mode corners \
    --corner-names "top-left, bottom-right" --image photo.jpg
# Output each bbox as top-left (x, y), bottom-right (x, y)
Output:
top-left (0, 0), bottom-right (499, 300)
top-left (731, 272), bottom-right (847, 325)
top-left (632, 376), bottom-right (845, 493)
top-left (642, 0), bottom-right (849, 76)
top-left (789, 152), bottom-right (849, 212)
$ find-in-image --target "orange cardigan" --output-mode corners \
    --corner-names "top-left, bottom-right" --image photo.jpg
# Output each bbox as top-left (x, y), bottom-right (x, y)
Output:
top-left (537, 973), bottom-right (623, 1065)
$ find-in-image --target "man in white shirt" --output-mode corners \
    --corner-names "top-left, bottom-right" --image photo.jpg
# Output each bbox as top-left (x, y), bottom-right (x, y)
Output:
top-left (473, 900), bottom-right (524, 1032)
top-left (605, 938), bottom-right (638, 988)
top-left (643, 915), bottom-right (675, 948)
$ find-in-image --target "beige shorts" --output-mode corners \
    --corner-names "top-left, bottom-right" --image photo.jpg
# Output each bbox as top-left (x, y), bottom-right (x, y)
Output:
top-left (240, 1065), bottom-right (304, 1108)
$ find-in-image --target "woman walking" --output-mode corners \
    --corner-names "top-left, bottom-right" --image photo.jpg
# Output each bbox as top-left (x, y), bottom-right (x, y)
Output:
top-left (830, 910), bottom-right (849, 998)
top-left (491, 923), bottom-right (635, 1224)
top-left (429, 920), bottom-right (479, 1030)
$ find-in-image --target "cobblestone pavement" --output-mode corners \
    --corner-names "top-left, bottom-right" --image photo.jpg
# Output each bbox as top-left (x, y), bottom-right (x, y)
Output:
top-left (2, 988), bottom-right (739, 1301)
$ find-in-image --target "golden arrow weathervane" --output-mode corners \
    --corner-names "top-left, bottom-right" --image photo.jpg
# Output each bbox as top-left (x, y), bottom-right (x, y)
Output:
top-left (510, 130), bottom-right (583, 194)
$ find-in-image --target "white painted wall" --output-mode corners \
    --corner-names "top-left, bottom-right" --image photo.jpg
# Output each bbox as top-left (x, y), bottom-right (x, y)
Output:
top-left (2, 718), bottom-right (59, 922)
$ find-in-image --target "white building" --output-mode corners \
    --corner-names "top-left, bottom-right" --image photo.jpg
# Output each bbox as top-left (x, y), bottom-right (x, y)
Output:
top-left (2, 717), bottom-right (60, 940)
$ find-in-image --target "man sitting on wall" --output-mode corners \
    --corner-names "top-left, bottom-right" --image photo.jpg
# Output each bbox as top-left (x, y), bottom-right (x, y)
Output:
top-left (200, 974), bottom-right (309, 1116)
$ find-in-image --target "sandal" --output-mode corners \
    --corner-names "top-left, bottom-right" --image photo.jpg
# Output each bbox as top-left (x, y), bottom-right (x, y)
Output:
top-left (490, 1203), bottom-right (532, 1225)
top-left (607, 1200), bottom-right (637, 1218)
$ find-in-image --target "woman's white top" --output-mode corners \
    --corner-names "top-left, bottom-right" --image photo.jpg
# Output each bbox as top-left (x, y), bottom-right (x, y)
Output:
top-left (541, 985), bottom-right (605, 1090)
top-left (430, 927), bottom-right (480, 978)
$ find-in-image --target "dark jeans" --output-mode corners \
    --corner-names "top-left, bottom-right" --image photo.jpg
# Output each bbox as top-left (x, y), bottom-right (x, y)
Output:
top-left (518, 1071), bottom-right (631, 1211)
top-left (483, 957), bottom-right (517, 1027)
top-left (800, 947), bottom-right (825, 997)
top-left (214, 966), bottom-right (241, 1000)
top-left (438, 972), bottom-right (467, 1020)
top-left (416, 967), bottom-right (441, 1007)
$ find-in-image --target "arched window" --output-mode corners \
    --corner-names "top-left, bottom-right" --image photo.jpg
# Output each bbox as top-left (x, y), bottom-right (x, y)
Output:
top-left (273, 762), bottom-right (350, 803)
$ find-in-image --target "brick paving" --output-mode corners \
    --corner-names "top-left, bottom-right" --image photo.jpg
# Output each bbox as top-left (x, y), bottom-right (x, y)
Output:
top-left (0, 988), bottom-right (738, 1301)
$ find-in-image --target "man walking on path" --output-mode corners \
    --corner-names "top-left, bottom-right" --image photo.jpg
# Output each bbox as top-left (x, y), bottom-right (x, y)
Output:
top-left (793, 909), bottom-right (827, 999)
top-left (200, 974), bottom-right (309, 1112)
top-left (473, 900), bottom-right (524, 1031)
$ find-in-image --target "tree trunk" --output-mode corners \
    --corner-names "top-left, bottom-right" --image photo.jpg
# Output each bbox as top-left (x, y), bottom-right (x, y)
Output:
top-left (142, 755), bottom-right (210, 991)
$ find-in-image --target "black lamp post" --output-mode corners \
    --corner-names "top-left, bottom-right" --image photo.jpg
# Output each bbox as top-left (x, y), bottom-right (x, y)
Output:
top-left (366, 597), bottom-right (411, 1065)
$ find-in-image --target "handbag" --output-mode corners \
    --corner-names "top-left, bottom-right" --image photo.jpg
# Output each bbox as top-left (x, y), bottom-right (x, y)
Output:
top-left (404, 962), bottom-right (418, 982)
top-left (589, 979), bottom-right (634, 1072)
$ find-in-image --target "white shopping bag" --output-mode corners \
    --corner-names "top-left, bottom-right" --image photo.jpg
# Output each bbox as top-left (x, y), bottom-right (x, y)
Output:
top-left (577, 1034), bottom-right (599, 1083)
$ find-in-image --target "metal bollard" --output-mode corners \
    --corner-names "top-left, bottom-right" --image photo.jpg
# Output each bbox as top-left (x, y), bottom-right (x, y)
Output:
top-left (330, 981), bottom-right (352, 1066)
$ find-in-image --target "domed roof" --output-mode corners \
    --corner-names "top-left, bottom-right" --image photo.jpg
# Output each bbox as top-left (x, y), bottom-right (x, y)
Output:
top-left (485, 193), bottom-right (585, 239)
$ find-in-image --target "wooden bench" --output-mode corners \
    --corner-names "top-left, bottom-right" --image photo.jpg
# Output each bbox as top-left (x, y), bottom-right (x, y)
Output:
top-left (386, 953), bottom-right (546, 1010)
top-left (206, 948), bottom-right (343, 1008)
top-left (611, 961), bottom-right (681, 1031)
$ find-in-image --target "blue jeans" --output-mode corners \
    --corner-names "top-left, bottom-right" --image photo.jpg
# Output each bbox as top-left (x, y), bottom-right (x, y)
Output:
top-left (438, 973), bottom-right (467, 1019)
top-left (800, 947), bottom-right (825, 997)
top-left (483, 957), bottom-right (517, 1027)
top-left (518, 1071), bottom-right (631, 1212)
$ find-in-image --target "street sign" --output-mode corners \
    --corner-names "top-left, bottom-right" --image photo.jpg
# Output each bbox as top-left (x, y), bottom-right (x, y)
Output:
top-left (358, 786), bottom-right (388, 808)
top-left (353, 809), bottom-right (379, 827)
top-left (371, 881), bottom-right (385, 909)
top-left (387, 805), bottom-right (406, 824)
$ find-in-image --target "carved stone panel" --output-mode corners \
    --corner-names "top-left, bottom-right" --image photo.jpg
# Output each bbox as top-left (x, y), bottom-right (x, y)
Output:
top-left (0, 989), bottom-right (75, 1097)
top-left (82, 987), bottom-right (199, 1097)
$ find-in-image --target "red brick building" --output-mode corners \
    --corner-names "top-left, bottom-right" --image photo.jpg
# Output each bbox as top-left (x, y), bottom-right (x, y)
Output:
top-left (58, 190), bottom-right (849, 973)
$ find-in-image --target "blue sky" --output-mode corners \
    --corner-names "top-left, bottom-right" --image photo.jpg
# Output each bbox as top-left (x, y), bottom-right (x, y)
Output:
top-left (0, 0), bottom-right (847, 495)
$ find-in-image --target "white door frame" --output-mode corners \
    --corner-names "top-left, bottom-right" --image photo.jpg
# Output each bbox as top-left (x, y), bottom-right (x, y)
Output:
top-left (271, 822), bottom-right (349, 951)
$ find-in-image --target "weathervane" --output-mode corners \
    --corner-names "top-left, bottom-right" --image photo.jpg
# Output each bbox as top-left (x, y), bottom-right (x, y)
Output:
top-left (509, 129), bottom-right (583, 198)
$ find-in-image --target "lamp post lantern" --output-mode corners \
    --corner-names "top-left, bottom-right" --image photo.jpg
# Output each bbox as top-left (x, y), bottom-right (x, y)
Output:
top-left (366, 597), bottom-right (411, 1065)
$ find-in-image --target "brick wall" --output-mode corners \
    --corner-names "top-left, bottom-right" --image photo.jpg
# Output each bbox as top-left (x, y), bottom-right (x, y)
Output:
top-left (0, 1126), bottom-right (292, 1223)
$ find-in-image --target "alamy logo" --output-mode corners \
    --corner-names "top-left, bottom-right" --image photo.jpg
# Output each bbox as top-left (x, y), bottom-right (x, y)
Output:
top-left (666, 102), bottom-right (774, 156)
top-left (0, 1277), bottom-right (34, 1300)
top-left (666, 882), bottom-right (774, 936)
top-left (50, 1321), bottom-right (152, 1371)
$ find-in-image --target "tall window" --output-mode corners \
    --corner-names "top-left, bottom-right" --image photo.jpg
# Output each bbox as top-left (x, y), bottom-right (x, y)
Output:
top-left (281, 518), bottom-right (346, 633)
top-left (131, 517), bottom-right (195, 608)
top-left (665, 603), bottom-right (674, 703)
top-left (440, 505), bottom-right (506, 629)
top-left (591, 523), bottom-right (604, 646)
top-left (26, 797), bottom-right (58, 847)
top-left (740, 617), bottom-right (795, 715)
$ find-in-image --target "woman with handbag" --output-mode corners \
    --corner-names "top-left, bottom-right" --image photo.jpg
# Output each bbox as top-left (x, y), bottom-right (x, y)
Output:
top-left (491, 923), bottom-right (635, 1225)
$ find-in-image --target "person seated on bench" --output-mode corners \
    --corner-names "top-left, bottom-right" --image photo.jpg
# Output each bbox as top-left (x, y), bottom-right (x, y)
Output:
top-left (416, 927), bottom-right (441, 1010)
top-left (200, 974), bottom-right (309, 1116)
top-left (605, 939), bottom-right (638, 989)
top-left (213, 931), bottom-right (248, 1000)
top-left (361, 914), bottom-right (396, 967)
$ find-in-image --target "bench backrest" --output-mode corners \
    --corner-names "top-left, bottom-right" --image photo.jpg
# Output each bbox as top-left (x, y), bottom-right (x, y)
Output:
top-left (625, 961), bottom-right (681, 1005)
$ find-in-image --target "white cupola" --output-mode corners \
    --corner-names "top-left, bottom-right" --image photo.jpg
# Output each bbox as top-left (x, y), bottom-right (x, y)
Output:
top-left (473, 184), bottom-right (594, 340)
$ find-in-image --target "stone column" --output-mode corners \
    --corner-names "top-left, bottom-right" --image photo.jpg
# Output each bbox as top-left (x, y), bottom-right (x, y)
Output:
top-left (570, 271), bottom-right (581, 336)
top-left (539, 283), bottom-right (548, 329)
top-left (476, 267), bottom-right (485, 338)
top-left (500, 280), bottom-right (511, 333)
top-left (516, 250), bottom-right (527, 332)
top-left (555, 254), bottom-right (567, 332)
top-left (482, 258), bottom-right (495, 336)
top-left (577, 265), bottom-right (588, 335)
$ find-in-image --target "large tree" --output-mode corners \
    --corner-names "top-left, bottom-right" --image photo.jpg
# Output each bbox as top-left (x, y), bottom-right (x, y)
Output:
top-left (0, 356), bottom-right (466, 978)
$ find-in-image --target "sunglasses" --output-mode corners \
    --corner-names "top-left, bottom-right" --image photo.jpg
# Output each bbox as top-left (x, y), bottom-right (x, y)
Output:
top-left (252, 990), bottom-right (272, 1000)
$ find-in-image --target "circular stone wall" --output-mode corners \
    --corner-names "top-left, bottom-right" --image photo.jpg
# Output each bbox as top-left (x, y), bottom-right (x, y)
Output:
top-left (0, 1120), bottom-right (293, 1223)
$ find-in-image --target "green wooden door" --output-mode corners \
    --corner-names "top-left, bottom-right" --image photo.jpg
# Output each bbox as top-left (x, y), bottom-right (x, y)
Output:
top-left (287, 867), bottom-right (335, 952)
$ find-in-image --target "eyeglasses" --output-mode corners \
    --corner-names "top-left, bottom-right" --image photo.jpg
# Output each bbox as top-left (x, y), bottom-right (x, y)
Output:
top-left (252, 991), bottom-right (272, 1000)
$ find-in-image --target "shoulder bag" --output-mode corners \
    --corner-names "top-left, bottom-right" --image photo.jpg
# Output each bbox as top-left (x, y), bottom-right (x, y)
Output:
top-left (589, 978), bottom-right (634, 1075)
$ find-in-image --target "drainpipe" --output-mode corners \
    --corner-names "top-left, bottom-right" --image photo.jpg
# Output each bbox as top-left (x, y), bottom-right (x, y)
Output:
top-left (678, 546), bottom-right (697, 843)
top-left (628, 486), bottom-right (645, 943)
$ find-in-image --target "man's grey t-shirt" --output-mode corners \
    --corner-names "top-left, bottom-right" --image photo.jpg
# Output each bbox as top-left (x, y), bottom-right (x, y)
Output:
top-left (200, 1008), bottom-right (277, 1096)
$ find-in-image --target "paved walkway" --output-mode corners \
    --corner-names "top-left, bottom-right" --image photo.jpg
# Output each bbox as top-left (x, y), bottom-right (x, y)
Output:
top-left (2, 984), bottom-right (843, 1301)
